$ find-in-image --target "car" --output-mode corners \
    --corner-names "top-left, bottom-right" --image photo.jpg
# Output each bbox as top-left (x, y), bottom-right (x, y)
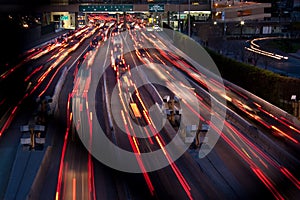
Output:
top-left (137, 48), bottom-right (147, 57)
top-left (112, 36), bottom-right (123, 48)
top-left (116, 60), bottom-right (128, 74)
top-left (153, 25), bottom-right (163, 31)
top-left (89, 38), bottom-right (98, 48)
top-left (146, 26), bottom-right (153, 32)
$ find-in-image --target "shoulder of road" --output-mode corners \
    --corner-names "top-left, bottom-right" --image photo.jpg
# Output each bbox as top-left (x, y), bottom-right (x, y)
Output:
top-left (2, 29), bottom-right (70, 199)
top-left (24, 29), bottom-right (69, 51)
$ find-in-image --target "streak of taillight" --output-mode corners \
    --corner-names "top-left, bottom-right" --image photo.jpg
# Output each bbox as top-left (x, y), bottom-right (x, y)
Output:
top-left (258, 107), bottom-right (300, 135)
top-left (62, 162), bottom-right (68, 199)
top-left (24, 47), bottom-right (39, 58)
top-left (84, 69), bottom-right (91, 93)
top-left (0, 59), bottom-right (52, 136)
top-left (226, 121), bottom-right (276, 167)
top-left (85, 97), bottom-right (93, 145)
top-left (143, 127), bottom-right (154, 144)
top-left (24, 65), bottom-right (43, 82)
top-left (155, 135), bottom-right (167, 155)
top-left (280, 167), bottom-right (300, 190)
top-left (143, 110), bottom-right (152, 125)
top-left (136, 91), bottom-right (147, 113)
top-left (31, 44), bottom-right (57, 60)
top-left (194, 92), bottom-right (203, 101)
top-left (0, 62), bottom-right (21, 79)
top-left (256, 117), bottom-right (271, 129)
top-left (55, 128), bottom-right (69, 200)
top-left (253, 102), bottom-right (261, 108)
top-left (225, 122), bottom-right (300, 189)
top-left (194, 93), bottom-right (211, 112)
top-left (88, 154), bottom-right (93, 197)
top-left (85, 92), bottom-right (96, 200)
top-left (123, 118), bottom-right (155, 195)
top-left (211, 120), bottom-right (287, 200)
top-left (91, 154), bottom-right (96, 200)
top-left (210, 122), bottom-right (254, 167)
top-left (251, 167), bottom-right (284, 200)
top-left (179, 60), bottom-right (207, 80)
top-left (49, 48), bottom-right (64, 61)
top-left (155, 135), bottom-right (193, 200)
top-left (87, 112), bottom-right (93, 196)
top-left (39, 57), bottom-right (71, 97)
top-left (11, 106), bottom-right (17, 114)
top-left (0, 98), bottom-right (5, 106)
top-left (72, 178), bottom-right (76, 200)
top-left (153, 54), bottom-right (166, 65)
top-left (271, 125), bottom-right (298, 144)
top-left (66, 95), bottom-right (71, 127)
top-left (133, 137), bottom-right (141, 154)
top-left (160, 49), bottom-right (208, 90)
top-left (209, 78), bottom-right (228, 90)
top-left (182, 99), bottom-right (205, 122)
top-left (228, 86), bottom-right (248, 100)
top-left (72, 77), bottom-right (80, 95)
top-left (258, 107), bottom-right (276, 119)
top-left (56, 93), bottom-right (72, 200)
top-left (289, 125), bottom-right (300, 134)
top-left (0, 106), bottom-right (17, 137)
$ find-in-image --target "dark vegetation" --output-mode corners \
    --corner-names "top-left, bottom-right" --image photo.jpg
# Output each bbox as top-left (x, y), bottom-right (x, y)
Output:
top-left (207, 49), bottom-right (300, 114)
top-left (263, 39), bottom-right (300, 53)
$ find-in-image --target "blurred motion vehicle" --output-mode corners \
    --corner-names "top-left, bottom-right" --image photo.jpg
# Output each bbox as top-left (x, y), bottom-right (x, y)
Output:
top-left (153, 25), bottom-right (163, 31)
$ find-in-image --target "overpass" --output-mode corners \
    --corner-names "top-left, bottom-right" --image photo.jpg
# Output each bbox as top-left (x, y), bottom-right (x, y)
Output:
top-left (38, 3), bottom-right (210, 13)
top-left (0, 2), bottom-right (271, 38)
top-left (37, 3), bottom-right (211, 30)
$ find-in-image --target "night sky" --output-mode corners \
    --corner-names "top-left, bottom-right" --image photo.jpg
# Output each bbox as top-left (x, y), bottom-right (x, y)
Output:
top-left (0, 1), bottom-right (50, 65)
top-left (0, 15), bottom-right (23, 65)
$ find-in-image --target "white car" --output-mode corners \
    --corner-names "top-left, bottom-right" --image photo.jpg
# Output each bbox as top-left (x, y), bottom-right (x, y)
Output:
top-left (146, 26), bottom-right (153, 32)
top-left (153, 25), bottom-right (163, 31)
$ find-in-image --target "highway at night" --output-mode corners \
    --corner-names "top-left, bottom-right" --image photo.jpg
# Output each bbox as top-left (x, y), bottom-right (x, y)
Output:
top-left (0, 16), bottom-right (299, 200)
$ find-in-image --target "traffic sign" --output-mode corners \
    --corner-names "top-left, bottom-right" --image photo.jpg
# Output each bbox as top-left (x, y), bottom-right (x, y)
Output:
top-left (60, 15), bottom-right (69, 20)
top-left (149, 4), bottom-right (165, 12)
top-left (79, 5), bottom-right (133, 12)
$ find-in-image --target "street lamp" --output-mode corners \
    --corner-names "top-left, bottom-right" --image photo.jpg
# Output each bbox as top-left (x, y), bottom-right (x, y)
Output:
top-left (291, 95), bottom-right (300, 119)
top-left (188, 0), bottom-right (191, 37)
top-left (178, 0), bottom-right (181, 32)
top-left (221, 10), bottom-right (226, 38)
top-left (240, 20), bottom-right (244, 36)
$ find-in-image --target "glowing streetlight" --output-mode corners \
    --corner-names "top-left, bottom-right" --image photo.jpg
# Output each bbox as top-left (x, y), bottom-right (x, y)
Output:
top-left (188, 0), bottom-right (191, 37)
top-left (240, 20), bottom-right (245, 36)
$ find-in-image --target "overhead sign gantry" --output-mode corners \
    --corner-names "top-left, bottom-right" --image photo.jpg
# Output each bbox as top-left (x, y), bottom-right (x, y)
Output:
top-left (148, 4), bottom-right (165, 12)
top-left (79, 5), bottom-right (133, 12)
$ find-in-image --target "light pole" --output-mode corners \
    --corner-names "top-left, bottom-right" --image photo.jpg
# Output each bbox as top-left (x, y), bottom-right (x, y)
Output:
top-left (188, 0), bottom-right (191, 37)
top-left (222, 10), bottom-right (226, 38)
top-left (240, 20), bottom-right (244, 37)
top-left (291, 95), bottom-right (300, 119)
top-left (178, 0), bottom-right (181, 32)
